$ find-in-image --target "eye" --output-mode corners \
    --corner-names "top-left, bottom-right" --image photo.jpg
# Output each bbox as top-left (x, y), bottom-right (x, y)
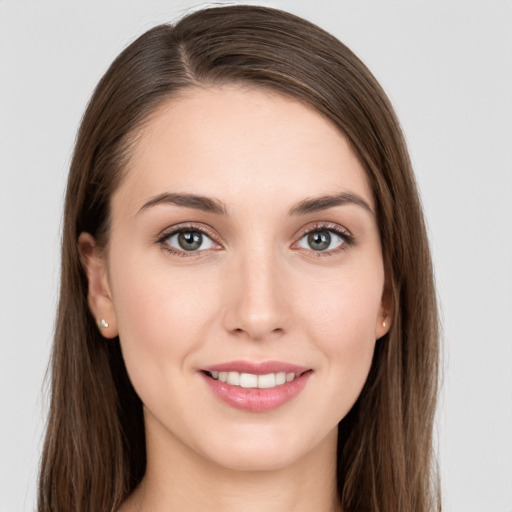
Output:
top-left (297, 229), bottom-right (347, 252)
top-left (163, 229), bottom-right (215, 252)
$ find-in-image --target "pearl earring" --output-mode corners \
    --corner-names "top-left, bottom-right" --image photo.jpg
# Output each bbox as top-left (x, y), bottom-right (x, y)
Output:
top-left (382, 320), bottom-right (387, 329)
top-left (97, 318), bottom-right (109, 333)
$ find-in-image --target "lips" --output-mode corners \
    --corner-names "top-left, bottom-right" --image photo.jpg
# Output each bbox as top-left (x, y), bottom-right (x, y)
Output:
top-left (202, 361), bottom-right (309, 374)
top-left (200, 360), bottom-right (312, 412)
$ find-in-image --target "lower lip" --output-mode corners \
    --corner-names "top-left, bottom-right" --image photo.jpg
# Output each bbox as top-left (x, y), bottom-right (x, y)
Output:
top-left (201, 371), bottom-right (312, 412)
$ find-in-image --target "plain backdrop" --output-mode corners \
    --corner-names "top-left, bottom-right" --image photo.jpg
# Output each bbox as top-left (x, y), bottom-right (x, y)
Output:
top-left (1, 1), bottom-right (511, 510)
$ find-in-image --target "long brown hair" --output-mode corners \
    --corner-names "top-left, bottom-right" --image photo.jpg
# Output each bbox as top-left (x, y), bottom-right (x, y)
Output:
top-left (39, 5), bottom-right (440, 511)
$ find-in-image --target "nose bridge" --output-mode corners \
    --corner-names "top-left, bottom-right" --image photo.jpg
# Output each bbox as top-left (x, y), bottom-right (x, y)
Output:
top-left (222, 241), bottom-right (286, 339)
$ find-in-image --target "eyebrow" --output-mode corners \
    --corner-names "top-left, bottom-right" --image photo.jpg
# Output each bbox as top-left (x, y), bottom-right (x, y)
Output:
top-left (138, 192), bottom-right (228, 215)
top-left (288, 192), bottom-right (374, 216)
top-left (138, 191), bottom-right (373, 217)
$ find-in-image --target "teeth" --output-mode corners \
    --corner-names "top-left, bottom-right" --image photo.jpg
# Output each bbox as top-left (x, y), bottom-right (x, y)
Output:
top-left (258, 373), bottom-right (275, 389)
top-left (226, 372), bottom-right (240, 386)
top-left (240, 373), bottom-right (258, 388)
top-left (209, 370), bottom-right (298, 388)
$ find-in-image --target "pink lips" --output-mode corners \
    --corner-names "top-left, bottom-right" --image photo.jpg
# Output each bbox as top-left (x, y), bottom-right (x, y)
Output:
top-left (200, 360), bottom-right (312, 412)
top-left (202, 360), bottom-right (309, 375)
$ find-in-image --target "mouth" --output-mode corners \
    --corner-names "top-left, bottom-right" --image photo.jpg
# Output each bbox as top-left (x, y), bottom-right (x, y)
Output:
top-left (200, 361), bottom-right (313, 412)
top-left (203, 369), bottom-right (306, 389)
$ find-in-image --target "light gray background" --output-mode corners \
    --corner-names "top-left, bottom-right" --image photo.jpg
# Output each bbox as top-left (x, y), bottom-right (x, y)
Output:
top-left (1, 1), bottom-right (511, 510)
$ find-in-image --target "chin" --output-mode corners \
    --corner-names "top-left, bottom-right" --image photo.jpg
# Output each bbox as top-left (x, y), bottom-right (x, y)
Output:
top-left (197, 424), bottom-right (336, 473)
top-left (207, 446), bottom-right (302, 472)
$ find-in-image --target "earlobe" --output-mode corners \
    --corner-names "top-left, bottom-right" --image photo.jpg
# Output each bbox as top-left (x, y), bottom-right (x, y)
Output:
top-left (78, 232), bottom-right (118, 339)
top-left (375, 276), bottom-right (395, 340)
top-left (375, 315), bottom-right (391, 340)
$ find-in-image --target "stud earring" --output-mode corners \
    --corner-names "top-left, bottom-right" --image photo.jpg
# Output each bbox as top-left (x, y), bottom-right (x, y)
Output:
top-left (97, 318), bottom-right (109, 333)
top-left (382, 320), bottom-right (387, 329)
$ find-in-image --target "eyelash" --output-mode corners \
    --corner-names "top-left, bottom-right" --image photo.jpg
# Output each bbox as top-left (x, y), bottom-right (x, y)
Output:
top-left (157, 223), bottom-right (220, 258)
top-left (156, 222), bottom-right (354, 258)
top-left (295, 222), bottom-right (355, 257)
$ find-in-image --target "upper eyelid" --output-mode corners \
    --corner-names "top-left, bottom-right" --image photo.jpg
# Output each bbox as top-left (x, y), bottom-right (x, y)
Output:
top-left (292, 221), bottom-right (352, 240)
top-left (157, 222), bottom-right (220, 243)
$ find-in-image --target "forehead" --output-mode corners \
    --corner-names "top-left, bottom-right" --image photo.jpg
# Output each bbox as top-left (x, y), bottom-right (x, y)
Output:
top-left (112, 85), bottom-right (373, 216)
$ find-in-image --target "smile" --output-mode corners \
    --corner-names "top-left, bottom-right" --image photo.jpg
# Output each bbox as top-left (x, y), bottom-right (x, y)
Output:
top-left (208, 370), bottom-right (299, 389)
top-left (200, 361), bottom-right (312, 412)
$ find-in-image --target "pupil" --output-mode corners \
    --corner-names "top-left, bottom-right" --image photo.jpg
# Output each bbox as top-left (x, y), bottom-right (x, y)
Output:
top-left (308, 231), bottom-right (331, 251)
top-left (178, 231), bottom-right (202, 251)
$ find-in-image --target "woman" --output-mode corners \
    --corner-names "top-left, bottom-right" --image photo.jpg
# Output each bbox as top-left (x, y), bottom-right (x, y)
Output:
top-left (39, 5), bottom-right (440, 511)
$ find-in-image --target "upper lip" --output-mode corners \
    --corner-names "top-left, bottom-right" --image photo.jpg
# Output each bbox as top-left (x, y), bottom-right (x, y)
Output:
top-left (201, 360), bottom-right (310, 375)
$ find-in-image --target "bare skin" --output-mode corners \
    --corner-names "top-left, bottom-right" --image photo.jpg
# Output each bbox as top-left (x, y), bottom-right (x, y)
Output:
top-left (80, 85), bottom-right (391, 512)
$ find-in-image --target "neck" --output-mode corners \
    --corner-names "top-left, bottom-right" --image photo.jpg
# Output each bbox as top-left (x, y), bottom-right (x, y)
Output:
top-left (122, 416), bottom-right (340, 512)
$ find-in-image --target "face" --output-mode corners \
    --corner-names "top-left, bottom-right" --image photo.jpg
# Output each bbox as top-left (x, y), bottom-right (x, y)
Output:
top-left (81, 85), bottom-right (390, 473)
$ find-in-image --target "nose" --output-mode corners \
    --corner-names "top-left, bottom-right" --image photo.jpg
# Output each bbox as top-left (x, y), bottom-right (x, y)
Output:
top-left (221, 247), bottom-right (288, 341)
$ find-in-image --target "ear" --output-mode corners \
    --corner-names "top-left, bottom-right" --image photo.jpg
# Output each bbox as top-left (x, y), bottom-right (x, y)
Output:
top-left (375, 274), bottom-right (395, 340)
top-left (78, 232), bottom-right (118, 339)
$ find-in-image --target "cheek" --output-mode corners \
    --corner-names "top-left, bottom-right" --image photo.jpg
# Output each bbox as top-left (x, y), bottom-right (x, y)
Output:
top-left (113, 248), bottom-right (215, 330)
top-left (296, 266), bottom-right (383, 407)
top-left (300, 264), bottom-right (383, 343)
top-left (109, 252), bottom-right (219, 387)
